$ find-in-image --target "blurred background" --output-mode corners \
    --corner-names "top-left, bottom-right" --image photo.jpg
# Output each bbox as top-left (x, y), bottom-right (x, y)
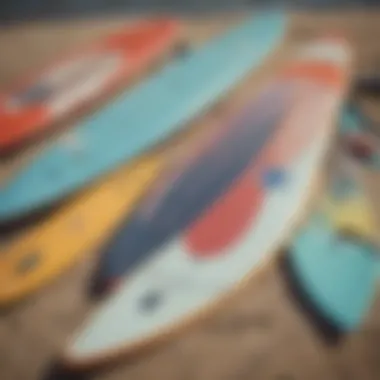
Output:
top-left (1, 2), bottom-right (380, 380)
top-left (0, 0), bottom-right (378, 24)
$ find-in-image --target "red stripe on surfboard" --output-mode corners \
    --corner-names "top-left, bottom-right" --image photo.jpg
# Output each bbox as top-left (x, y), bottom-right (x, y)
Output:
top-left (184, 61), bottom-right (344, 258)
top-left (184, 170), bottom-right (264, 258)
top-left (280, 62), bottom-right (345, 88)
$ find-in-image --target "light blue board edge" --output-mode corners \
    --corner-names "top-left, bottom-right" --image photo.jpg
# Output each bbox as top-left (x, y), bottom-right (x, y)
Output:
top-left (289, 169), bottom-right (379, 331)
top-left (0, 12), bottom-right (287, 221)
top-left (290, 218), bottom-right (378, 331)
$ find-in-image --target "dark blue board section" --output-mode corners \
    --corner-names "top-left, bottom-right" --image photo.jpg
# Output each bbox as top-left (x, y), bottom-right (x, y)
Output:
top-left (92, 82), bottom-right (296, 292)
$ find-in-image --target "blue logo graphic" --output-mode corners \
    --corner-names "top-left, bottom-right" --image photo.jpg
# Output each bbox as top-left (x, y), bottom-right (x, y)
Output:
top-left (262, 167), bottom-right (287, 189)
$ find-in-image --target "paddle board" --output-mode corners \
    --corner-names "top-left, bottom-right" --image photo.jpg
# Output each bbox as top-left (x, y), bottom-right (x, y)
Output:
top-left (0, 19), bottom-right (182, 153)
top-left (0, 12), bottom-right (287, 223)
top-left (0, 123), bottom-right (219, 307)
top-left (90, 73), bottom-right (296, 295)
top-left (91, 36), bottom-right (351, 294)
top-left (62, 38), bottom-right (351, 369)
top-left (281, 156), bottom-right (379, 336)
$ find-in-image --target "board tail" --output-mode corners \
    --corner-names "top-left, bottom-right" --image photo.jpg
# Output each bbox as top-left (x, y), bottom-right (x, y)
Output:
top-left (280, 154), bottom-right (379, 341)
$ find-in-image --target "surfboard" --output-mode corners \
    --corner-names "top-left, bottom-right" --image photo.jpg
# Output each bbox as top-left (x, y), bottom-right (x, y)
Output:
top-left (0, 12), bottom-right (287, 223)
top-left (61, 38), bottom-right (351, 369)
top-left (0, 19), bottom-right (182, 153)
top-left (0, 123), bottom-right (218, 307)
top-left (90, 36), bottom-right (351, 294)
top-left (340, 102), bottom-right (380, 168)
top-left (89, 75), bottom-right (297, 295)
top-left (281, 156), bottom-right (379, 336)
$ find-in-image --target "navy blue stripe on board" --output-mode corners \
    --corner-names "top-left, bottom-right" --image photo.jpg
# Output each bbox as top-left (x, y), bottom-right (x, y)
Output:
top-left (94, 82), bottom-right (296, 284)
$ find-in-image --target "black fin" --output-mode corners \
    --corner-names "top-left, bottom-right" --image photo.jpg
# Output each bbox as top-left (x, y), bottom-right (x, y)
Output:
top-left (277, 250), bottom-right (344, 345)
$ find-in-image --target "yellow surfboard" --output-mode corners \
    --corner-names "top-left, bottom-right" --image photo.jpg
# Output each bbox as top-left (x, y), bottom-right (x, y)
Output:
top-left (0, 126), bottom-right (212, 307)
top-left (324, 195), bottom-right (378, 242)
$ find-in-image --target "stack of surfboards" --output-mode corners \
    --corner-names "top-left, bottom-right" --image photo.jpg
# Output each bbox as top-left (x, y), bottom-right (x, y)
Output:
top-left (3, 11), bottom-right (377, 371)
top-left (279, 85), bottom-right (380, 341)
top-left (58, 36), bottom-right (355, 368)
top-left (0, 13), bottom-right (287, 310)
top-left (280, 151), bottom-right (380, 342)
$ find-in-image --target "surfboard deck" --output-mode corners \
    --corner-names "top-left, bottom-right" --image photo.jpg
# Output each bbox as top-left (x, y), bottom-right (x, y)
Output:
top-left (0, 122), bottom-right (221, 308)
top-left (60, 37), bottom-right (351, 369)
top-left (90, 36), bottom-right (351, 293)
top-left (0, 12), bottom-right (287, 223)
top-left (281, 154), bottom-right (379, 337)
top-left (0, 19), bottom-right (182, 154)
top-left (89, 71), bottom-right (299, 294)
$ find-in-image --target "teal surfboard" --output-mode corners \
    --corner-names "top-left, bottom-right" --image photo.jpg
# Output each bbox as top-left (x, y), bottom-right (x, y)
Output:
top-left (340, 103), bottom-right (380, 169)
top-left (0, 13), bottom-right (287, 222)
top-left (283, 160), bottom-right (379, 336)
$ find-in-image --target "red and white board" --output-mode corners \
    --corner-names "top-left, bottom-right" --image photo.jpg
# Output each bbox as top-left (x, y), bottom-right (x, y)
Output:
top-left (0, 18), bottom-right (181, 152)
top-left (62, 37), bottom-right (351, 369)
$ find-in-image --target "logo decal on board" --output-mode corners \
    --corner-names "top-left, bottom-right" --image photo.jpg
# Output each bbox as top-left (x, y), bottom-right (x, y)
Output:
top-left (138, 289), bottom-right (163, 313)
top-left (262, 167), bottom-right (287, 189)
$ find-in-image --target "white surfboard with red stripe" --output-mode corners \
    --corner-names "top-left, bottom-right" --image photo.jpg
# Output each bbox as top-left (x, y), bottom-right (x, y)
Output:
top-left (62, 38), bottom-right (351, 368)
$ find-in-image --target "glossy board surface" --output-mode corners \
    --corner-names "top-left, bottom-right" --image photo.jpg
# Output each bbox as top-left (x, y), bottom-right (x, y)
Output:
top-left (63, 38), bottom-right (350, 367)
top-left (0, 13), bottom-right (287, 221)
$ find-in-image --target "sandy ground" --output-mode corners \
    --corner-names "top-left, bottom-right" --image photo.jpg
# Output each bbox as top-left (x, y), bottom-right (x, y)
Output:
top-left (0, 11), bottom-right (379, 380)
